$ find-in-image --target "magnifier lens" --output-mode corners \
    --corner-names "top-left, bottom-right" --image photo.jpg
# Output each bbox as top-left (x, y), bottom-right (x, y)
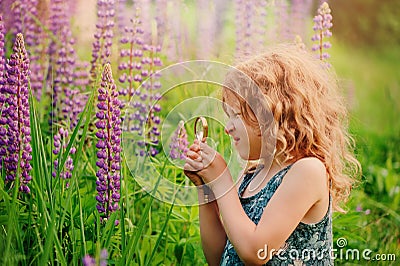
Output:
top-left (194, 117), bottom-right (208, 142)
top-left (195, 121), bottom-right (203, 141)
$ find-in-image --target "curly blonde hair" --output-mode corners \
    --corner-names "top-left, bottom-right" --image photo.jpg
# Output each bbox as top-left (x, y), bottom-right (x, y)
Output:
top-left (222, 44), bottom-right (361, 212)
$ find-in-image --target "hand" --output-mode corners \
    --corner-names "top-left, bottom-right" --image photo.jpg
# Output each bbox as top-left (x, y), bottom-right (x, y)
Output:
top-left (184, 140), bottom-right (227, 184)
top-left (183, 169), bottom-right (204, 187)
top-left (183, 140), bottom-right (205, 187)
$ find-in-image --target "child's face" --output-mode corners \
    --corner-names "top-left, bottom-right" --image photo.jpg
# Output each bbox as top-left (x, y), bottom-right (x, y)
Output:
top-left (224, 103), bottom-right (262, 161)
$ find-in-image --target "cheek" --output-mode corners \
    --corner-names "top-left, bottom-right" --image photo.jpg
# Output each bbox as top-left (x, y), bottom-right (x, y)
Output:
top-left (248, 129), bottom-right (262, 154)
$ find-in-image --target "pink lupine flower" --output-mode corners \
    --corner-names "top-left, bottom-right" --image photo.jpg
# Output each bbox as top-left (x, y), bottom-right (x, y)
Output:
top-left (311, 2), bottom-right (333, 68)
top-left (169, 121), bottom-right (189, 160)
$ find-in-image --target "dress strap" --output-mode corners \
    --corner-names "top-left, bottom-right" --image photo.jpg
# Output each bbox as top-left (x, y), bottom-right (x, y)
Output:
top-left (238, 164), bottom-right (293, 196)
top-left (238, 165), bottom-right (264, 195)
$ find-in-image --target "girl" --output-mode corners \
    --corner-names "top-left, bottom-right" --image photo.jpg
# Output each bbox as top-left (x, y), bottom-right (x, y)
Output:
top-left (184, 44), bottom-right (360, 265)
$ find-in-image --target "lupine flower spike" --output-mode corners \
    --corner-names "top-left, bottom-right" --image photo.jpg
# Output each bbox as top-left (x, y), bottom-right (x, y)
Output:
top-left (53, 127), bottom-right (76, 188)
top-left (169, 120), bottom-right (188, 160)
top-left (95, 63), bottom-right (122, 222)
top-left (134, 44), bottom-right (163, 157)
top-left (2, 33), bottom-right (32, 193)
top-left (0, 15), bottom-right (5, 82)
top-left (50, 27), bottom-right (78, 127)
top-left (311, 2), bottom-right (333, 68)
top-left (118, 9), bottom-right (144, 102)
top-left (90, 0), bottom-right (116, 81)
top-left (0, 15), bottom-right (6, 167)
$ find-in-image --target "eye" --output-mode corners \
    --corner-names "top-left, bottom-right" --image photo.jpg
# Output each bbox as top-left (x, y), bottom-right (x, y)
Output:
top-left (233, 112), bottom-right (242, 117)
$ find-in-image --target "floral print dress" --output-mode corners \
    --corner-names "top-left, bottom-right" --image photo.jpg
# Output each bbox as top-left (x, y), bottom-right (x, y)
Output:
top-left (220, 165), bottom-right (333, 266)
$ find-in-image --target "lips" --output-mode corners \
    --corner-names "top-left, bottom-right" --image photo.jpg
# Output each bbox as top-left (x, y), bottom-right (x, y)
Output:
top-left (233, 137), bottom-right (240, 144)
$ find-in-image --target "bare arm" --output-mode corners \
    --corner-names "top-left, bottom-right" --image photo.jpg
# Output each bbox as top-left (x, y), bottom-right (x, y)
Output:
top-left (184, 145), bottom-right (227, 265)
top-left (197, 187), bottom-right (227, 266)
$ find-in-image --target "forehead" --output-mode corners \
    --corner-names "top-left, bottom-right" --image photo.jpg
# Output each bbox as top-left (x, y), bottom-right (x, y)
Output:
top-left (222, 87), bottom-right (242, 111)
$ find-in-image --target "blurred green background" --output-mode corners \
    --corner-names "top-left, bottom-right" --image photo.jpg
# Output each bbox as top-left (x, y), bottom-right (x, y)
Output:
top-left (325, 0), bottom-right (400, 264)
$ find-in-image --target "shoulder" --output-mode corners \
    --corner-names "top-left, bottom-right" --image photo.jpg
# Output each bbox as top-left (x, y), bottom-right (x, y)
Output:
top-left (290, 157), bottom-right (327, 178)
top-left (282, 157), bottom-right (328, 199)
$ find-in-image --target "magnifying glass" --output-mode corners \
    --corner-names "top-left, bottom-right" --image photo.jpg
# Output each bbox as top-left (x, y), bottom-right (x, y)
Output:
top-left (194, 116), bottom-right (208, 142)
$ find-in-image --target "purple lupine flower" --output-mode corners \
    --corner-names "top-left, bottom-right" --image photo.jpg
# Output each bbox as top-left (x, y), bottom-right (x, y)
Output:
top-left (2, 33), bottom-right (32, 193)
top-left (290, 0), bottom-right (313, 41)
top-left (155, 0), bottom-right (167, 49)
top-left (22, 0), bottom-right (39, 49)
top-left (116, 0), bottom-right (128, 36)
top-left (82, 255), bottom-right (95, 266)
top-left (47, 0), bottom-right (70, 77)
top-left (50, 26), bottom-right (78, 127)
top-left (73, 61), bottom-right (90, 88)
top-left (69, 89), bottom-right (87, 130)
top-left (47, 0), bottom-right (78, 127)
top-left (235, 0), bottom-right (254, 57)
top-left (118, 11), bottom-right (144, 101)
top-left (52, 127), bottom-right (76, 184)
top-left (164, 0), bottom-right (187, 62)
top-left (48, 0), bottom-right (69, 66)
top-left (0, 15), bottom-right (6, 168)
top-left (68, 0), bottom-right (80, 16)
top-left (0, 15), bottom-right (5, 91)
top-left (27, 0), bottom-right (47, 101)
top-left (118, 15), bottom-right (163, 158)
top-left (132, 44), bottom-right (163, 157)
top-left (234, 0), bottom-right (266, 57)
top-left (0, 1), bottom-right (14, 32)
top-left (311, 2), bottom-right (333, 68)
top-left (95, 63), bottom-right (122, 221)
top-left (82, 249), bottom-right (108, 266)
top-left (69, 61), bottom-right (90, 129)
top-left (274, 0), bottom-right (290, 42)
top-left (90, 0), bottom-right (116, 81)
top-left (196, 0), bottom-right (216, 59)
top-left (169, 121), bottom-right (188, 160)
top-left (355, 204), bottom-right (370, 215)
top-left (10, 1), bottom-right (23, 38)
top-left (254, 0), bottom-right (268, 50)
top-left (6, 0), bottom-right (47, 102)
top-left (100, 249), bottom-right (108, 266)
top-left (0, 15), bottom-right (5, 79)
top-left (137, 0), bottom-right (152, 44)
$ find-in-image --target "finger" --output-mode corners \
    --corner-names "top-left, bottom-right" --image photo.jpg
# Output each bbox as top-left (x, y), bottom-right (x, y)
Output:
top-left (183, 162), bottom-right (202, 172)
top-left (199, 142), bottom-right (217, 158)
top-left (189, 143), bottom-right (201, 152)
top-left (186, 150), bottom-right (202, 161)
top-left (184, 158), bottom-right (204, 171)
